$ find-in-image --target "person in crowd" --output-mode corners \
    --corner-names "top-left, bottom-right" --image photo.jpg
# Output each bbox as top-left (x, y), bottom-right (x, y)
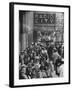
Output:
top-left (19, 39), bottom-right (64, 79)
top-left (47, 42), bottom-right (54, 60)
top-left (49, 61), bottom-right (58, 77)
top-left (56, 60), bottom-right (64, 77)
top-left (52, 48), bottom-right (61, 64)
top-left (19, 65), bottom-right (28, 79)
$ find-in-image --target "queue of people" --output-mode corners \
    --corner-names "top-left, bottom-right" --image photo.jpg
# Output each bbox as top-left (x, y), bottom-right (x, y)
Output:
top-left (19, 40), bottom-right (64, 79)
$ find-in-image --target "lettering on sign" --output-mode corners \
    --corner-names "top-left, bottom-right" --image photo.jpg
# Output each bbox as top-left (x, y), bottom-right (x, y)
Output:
top-left (34, 13), bottom-right (56, 24)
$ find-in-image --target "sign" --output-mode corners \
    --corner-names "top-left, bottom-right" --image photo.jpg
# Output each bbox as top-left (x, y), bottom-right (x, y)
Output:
top-left (34, 13), bottom-right (56, 24)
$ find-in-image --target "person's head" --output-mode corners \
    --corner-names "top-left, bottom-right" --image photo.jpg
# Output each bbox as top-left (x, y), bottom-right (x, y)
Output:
top-left (50, 61), bottom-right (53, 65)
top-left (41, 61), bottom-right (44, 66)
top-left (43, 57), bottom-right (46, 61)
top-left (24, 51), bottom-right (27, 56)
top-left (20, 54), bottom-right (24, 60)
top-left (31, 53), bottom-right (33, 57)
top-left (32, 50), bottom-right (35, 53)
top-left (56, 60), bottom-right (64, 67)
top-left (51, 42), bottom-right (54, 47)
top-left (41, 70), bottom-right (45, 73)
top-left (31, 42), bottom-right (34, 45)
top-left (30, 59), bottom-right (34, 64)
top-left (32, 68), bottom-right (36, 74)
top-left (21, 67), bottom-right (26, 74)
top-left (45, 66), bottom-right (48, 70)
top-left (35, 64), bottom-right (40, 71)
top-left (28, 63), bottom-right (32, 68)
top-left (28, 57), bottom-right (30, 61)
top-left (53, 48), bottom-right (57, 53)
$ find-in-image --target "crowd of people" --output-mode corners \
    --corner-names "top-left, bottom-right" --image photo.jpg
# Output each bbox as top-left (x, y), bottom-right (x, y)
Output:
top-left (19, 40), bottom-right (64, 79)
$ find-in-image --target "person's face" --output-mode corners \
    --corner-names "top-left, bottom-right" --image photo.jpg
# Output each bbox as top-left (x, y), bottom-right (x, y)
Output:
top-left (28, 57), bottom-right (30, 61)
top-left (45, 66), bottom-right (48, 70)
top-left (31, 54), bottom-right (33, 57)
top-left (22, 67), bottom-right (26, 73)
top-left (41, 62), bottom-right (44, 66)
top-left (32, 70), bottom-right (36, 74)
top-left (42, 70), bottom-right (45, 73)
top-left (31, 60), bottom-right (33, 63)
top-left (37, 60), bottom-right (40, 63)
top-left (21, 55), bottom-right (24, 60)
top-left (32, 50), bottom-right (34, 53)
top-left (50, 61), bottom-right (53, 65)
top-left (25, 51), bottom-right (27, 55)
top-left (35, 65), bottom-right (39, 70)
